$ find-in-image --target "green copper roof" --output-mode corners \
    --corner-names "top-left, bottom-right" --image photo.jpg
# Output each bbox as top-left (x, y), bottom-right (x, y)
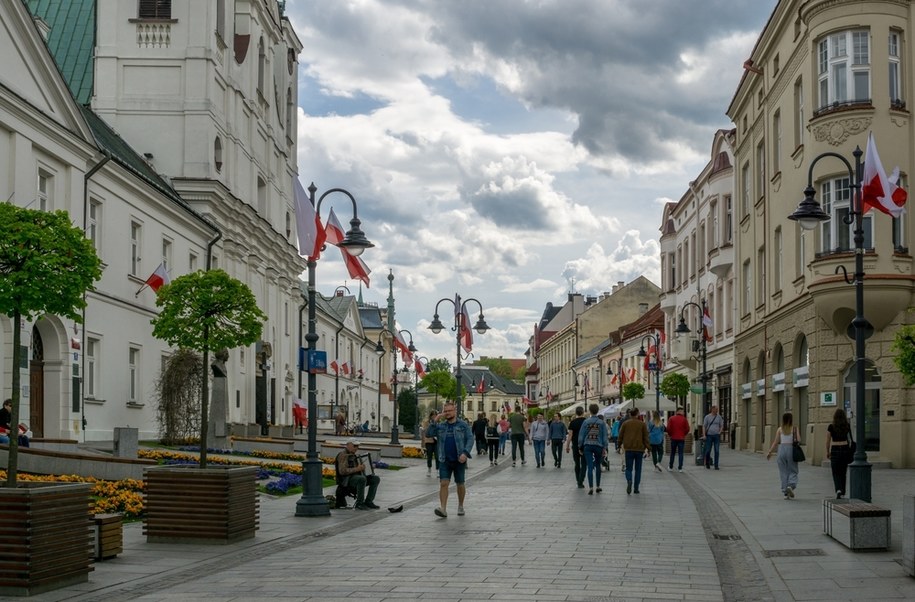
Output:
top-left (25, 0), bottom-right (96, 105)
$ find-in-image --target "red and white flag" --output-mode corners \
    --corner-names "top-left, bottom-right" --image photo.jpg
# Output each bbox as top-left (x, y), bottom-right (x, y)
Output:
top-left (330, 360), bottom-right (339, 374)
top-left (393, 329), bottom-right (413, 363)
top-left (341, 362), bottom-right (350, 375)
top-left (324, 207), bottom-right (346, 246)
top-left (476, 378), bottom-right (485, 393)
top-left (293, 177), bottom-right (326, 260)
top-left (702, 306), bottom-right (713, 342)
top-left (456, 294), bottom-right (472, 353)
top-left (626, 367), bottom-right (637, 382)
top-left (140, 262), bottom-right (170, 295)
top-left (862, 132), bottom-right (907, 218)
top-left (414, 359), bottom-right (426, 379)
top-left (341, 248), bottom-right (371, 287)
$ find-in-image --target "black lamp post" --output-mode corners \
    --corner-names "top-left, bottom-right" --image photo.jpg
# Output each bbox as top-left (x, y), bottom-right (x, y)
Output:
top-left (470, 377), bottom-right (494, 414)
top-left (789, 146), bottom-right (872, 502)
top-left (428, 296), bottom-right (490, 418)
top-left (413, 355), bottom-right (428, 438)
top-left (296, 184), bottom-right (373, 518)
top-left (676, 300), bottom-right (709, 418)
top-left (637, 333), bottom-right (662, 414)
top-left (570, 369), bottom-right (579, 407)
top-left (606, 358), bottom-right (624, 403)
top-left (375, 328), bottom-right (416, 445)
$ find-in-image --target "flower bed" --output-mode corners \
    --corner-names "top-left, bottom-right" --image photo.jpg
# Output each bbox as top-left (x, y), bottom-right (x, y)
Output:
top-left (0, 470), bottom-right (144, 519)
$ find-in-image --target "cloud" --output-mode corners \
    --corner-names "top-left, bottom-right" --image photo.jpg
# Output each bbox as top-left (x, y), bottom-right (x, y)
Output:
top-left (560, 232), bottom-right (661, 295)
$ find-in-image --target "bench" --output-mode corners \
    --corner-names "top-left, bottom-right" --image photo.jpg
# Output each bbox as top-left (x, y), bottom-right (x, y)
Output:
top-left (823, 499), bottom-right (891, 550)
top-left (93, 514), bottom-right (123, 560)
top-left (231, 436), bottom-right (296, 455)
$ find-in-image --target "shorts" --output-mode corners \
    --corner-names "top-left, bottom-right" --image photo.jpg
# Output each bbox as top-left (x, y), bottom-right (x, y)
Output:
top-left (439, 459), bottom-right (467, 484)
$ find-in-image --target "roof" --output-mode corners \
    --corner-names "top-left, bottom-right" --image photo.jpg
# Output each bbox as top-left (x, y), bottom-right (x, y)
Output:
top-left (359, 306), bottom-right (384, 330)
top-left (458, 366), bottom-right (525, 396)
top-left (25, 0), bottom-right (96, 105)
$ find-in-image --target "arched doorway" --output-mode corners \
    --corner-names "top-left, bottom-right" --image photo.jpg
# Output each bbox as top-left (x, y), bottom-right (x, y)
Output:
top-left (30, 325), bottom-right (44, 438)
top-left (844, 360), bottom-right (880, 452)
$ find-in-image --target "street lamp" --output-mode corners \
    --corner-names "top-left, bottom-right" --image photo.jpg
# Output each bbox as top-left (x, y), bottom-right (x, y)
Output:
top-left (296, 184), bottom-right (373, 518)
top-left (675, 300), bottom-right (709, 418)
top-left (470, 376), bottom-right (494, 414)
top-left (788, 146), bottom-right (872, 502)
top-left (637, 333), bottom-right (662, 414)
top-left (570, 369), bottom-right (579, 407)
top-left (375, 328), bottom-right (416, 445)
top-left (606, 358), bottom-right (625, 403)
top-left (413, 355), bottom-right (428, 438)
top-left (427, 296), bottom-right (490, 418)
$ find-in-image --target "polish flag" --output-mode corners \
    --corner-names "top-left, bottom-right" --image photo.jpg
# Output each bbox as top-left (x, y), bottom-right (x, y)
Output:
top-left (393, 330), bottom-right (413, 363)
top-left (626, 368), bottom-right (637, 382)
top-left (292, 177), bottom-right (325, 260)
top-left (456, 294), bottom-right (472, 353)
top-left (341, 248), bottom-right (371, 287)
top-left (610, 373), bottom-right (619, 385)
top-left (862, 132), bottom-right (907, 218)
top-left (324, 208), bottom-right (346, 246)
top-left (414, 359), bottom-right (426, 379)
top-left (330, 360), bottom-right (339, 374)
top-left (145, 262), bottom-right (170, 293)
top-left (702, 306), bottom-right (713, 343)
top-left (341, 362), bottom-right (350, 375)
top-left (476, 379), bottom-right (485, 393)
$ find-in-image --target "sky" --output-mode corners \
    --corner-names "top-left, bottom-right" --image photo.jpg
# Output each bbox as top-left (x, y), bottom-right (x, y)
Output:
top-left (286, 0), bottom-right (777, 365)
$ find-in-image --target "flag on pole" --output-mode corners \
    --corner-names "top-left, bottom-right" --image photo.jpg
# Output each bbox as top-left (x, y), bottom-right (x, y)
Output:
top-left (324, 207), bottom-right (346, 246)
top-left (476, 378), bottom-right (485, 393)
top-left (862, 131), bottom-right (907, 218)
top-left (456, 294), bottom-right (473, 353)
top-left (292, 176), bottom-right (325, 259)
top-left (330, 360), bottom-right (339, 374)
top-left (626, 367), bottom-right (637, 382)
top-left (137, 262), bottom-right (170, 296)
top-left (702, 306), bottom-right (713, 342)
top-left (341, 247), bottom-right (371, 287)
top-left (341, 362), bottom-right (350, 375)
top-left (414, 359), bottom-right (426, 379)
top-left (583, 374), bottom-right (590, 394)
top-left (393, 330), bottom-right (413, 363)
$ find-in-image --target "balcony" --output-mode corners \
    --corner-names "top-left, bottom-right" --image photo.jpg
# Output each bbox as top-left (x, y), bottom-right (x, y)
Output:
top-left (708, 244), bottom-right (734, 279)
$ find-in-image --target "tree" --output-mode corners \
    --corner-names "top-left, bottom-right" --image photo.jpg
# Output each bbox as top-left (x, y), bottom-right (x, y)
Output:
top-left (892, 326), bottom-right (915, 385)
top-left (622, 381), bottom-right (646, 405)
top-left (155, 349), bottom-right (203, 445)
top-left (660, 373), bottom-right (691, 406)
top-left (151, 269), bottom-right (265, 467)
top-left (0, 205), bottom-right (102, 486)
top-left (477, 357), bottom-right (514, 379)
top-left (397, 387), bottom-right (417, 433)
top-left (426, 357), bottom-right (451, 373)
top-left (419, 369), bottom-right (457, 406)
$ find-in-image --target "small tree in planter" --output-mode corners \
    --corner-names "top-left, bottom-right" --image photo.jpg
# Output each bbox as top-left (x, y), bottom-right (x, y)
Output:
top-left (0, 205), bottom-right (102, 486)
top-left (151, 269), bottom-right (265, 467)
top-left (660, 373), bottom-right (691, 407)
top-left (622, 382), bottom-right (646, 409)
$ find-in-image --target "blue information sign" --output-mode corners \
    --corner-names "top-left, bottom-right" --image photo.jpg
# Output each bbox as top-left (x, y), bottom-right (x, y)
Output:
top-left (307, 350), bottom-right (327, 374)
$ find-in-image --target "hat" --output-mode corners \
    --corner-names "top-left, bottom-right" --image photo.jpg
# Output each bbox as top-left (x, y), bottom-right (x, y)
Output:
top-left (345, 438), bottom-right (360, 446)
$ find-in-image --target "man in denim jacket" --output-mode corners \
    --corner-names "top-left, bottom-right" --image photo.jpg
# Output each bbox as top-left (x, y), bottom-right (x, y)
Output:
top-left (427, 401), bottom-right (474, 518)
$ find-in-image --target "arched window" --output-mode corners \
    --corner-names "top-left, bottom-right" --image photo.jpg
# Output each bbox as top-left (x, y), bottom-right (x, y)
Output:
top-left (214, 137), bottom-right (223, 173)
top-left (286, 88), bottom-right (294, 141)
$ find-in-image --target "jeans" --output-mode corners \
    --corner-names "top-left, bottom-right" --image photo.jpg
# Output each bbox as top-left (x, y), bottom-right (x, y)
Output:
top-left (830, 445), bottom-right (851, 495)
top-left (488, 440), bottom-right (499, 463)
top-left (551, 439), bottom-right (564, 466)
top-left (425, 442), bottom-right (439, 470)
top-left (571, 444), bottom-right (584, 485)
top-left (650, 443), bottom-right (664, 466)
top-left (348, 474), bottom-right (379, 505)
top-left (583, 444), bottom-right (603, 488)
top-left (625, 450), bottom-right (644, 489)
top-left (476, 436), bottom-right (487, 456)
top-left (668, 439), bottom-right (685, 469)
top-left (532, 439), bottom-right (546, 466)
top-left (511, 434), bottom-right (526, 462)
top-left (499, 432), bottom-right (508, 454)
top-left (704, 433), bottom-right (721, 467)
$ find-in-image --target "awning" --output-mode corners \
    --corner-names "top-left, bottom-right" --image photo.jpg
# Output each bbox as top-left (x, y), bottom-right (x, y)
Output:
top-left (617, 396), bottom-right (678, 414)
top-left (559, 402), bottom-right (585, 416)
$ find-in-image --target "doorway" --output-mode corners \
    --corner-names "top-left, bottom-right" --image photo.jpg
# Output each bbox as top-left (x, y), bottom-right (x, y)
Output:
top-left (29, 325), bottom-right (44, 438)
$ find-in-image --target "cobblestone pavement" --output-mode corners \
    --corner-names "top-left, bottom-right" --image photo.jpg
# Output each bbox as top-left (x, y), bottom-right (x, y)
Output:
top-left (21, 444), bottom-right (915, 602)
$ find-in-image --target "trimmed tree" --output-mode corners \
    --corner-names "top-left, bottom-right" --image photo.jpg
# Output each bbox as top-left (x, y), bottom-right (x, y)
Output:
top-left (151, 269), bottom-right (265, 467)
top-left (660, 373), bottom-right (691, 406)
top-left (622, 381), bottom-right (646, 407)
top-left (0, 205), bottom-right (102, 486)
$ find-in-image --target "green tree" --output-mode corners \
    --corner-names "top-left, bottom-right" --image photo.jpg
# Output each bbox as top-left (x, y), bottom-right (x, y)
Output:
top-left (622, 381), bottom-right (646, 404)
top-left (477, 357), bottom-right (514, 379)
top-left (426, 357), bottom-right (451, 373)
top-left (0, 205), bottom-right (102, 486)
top-left (660, 373), bottom-right (691, 406)
top-left (397, 386), bottom-right (417, 434)
top-left (893, 326), bottom-right (915, 385)
top-left (420, 369), bottom-right (459, 406)
top-left (151, 269), bottom-right (265, 467)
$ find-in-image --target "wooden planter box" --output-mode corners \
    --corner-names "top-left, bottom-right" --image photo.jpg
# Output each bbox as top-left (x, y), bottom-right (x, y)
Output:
top-left (0, 482), bottom-right (94, 596)
top-left (143, 465), bottom-right (259, 544)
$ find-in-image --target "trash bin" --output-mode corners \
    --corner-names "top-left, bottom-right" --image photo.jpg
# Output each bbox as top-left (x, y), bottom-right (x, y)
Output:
top-left (730, 426), bottom-right (737, 449)
top-left (695, 437), bottom-right (706, 466)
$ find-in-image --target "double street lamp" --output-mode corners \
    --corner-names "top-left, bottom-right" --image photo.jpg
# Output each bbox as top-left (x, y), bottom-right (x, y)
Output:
top-left (789, 146), bottom-right (872, 502)
top-left (637, 333), bottom-right (662, 414)
top-left (470, 376), bottom-right (494, 414)
top-left (296, 184), bottom-right (373, 518)
top-left (428, 296), bottom-right (490, 418)
top-left (606, 358), bottom-right (625, 403)
top-left (675, 300), bottom-right (709, 418)
top-left (375, 328), bottom-right (416, 445)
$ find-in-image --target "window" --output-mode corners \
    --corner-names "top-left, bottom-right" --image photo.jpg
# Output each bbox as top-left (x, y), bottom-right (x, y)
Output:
top-left (698, 223), bottom-right (706, 266)
top-left (669, 253), bottom-right (676, 288)
top-left (820, 177), bottom-right (873, 252)
top-left (285, 211), bottom-right (292, 240)
top-left (130, 221), bottom-right (141, 276)
top-left (774, 227), bottom-right (783, 292)
top-left (794, 78), bottom-right (804, 147)
top-left (216, 0), bottom-right (225, 40)
top-left (772, 110), bottom-right (781, 174)
top-left (284, 302), bottom-right (289, 336)
top-left (710, 200), bottom-right (719, 250)
top-left (88, 199), bottom-right (101, 252)
top-left (757, 247), bottom-right (766, 307)
top-left (257, 176), bottom-right (267, 215)
top-left (128, 346), bottom-right (140, 403)
top-left (817, 30), bottom-right (870, 110)
top-left (162, 239), bottom-right (172, 272)
top-left (742, 259), bottom-right (751, 315)
top-left (286, 88), bottom-right (294, 140)
top-left (889, 32), bottom-right (903, 106)
top-left (86, 337), bottom-right (99, 398)
top-left (755, 141), bottom-right (766, 200)
top-left (138, 0), bottom-right (171, 19)
top-left (724, 196), bottom-right (733, 243)
top-left (37, 170), bottom-right (51, 211)
top-left (257, 38), bottom-right (265, 94)
top-left (741, 163), bottom-right (750, 218)
top-left (214, 137), bottom-right (223, 172)
top-left (189, 252), bottom-right (198, 273)
top-left (795, 229), bottom-right (806, 278)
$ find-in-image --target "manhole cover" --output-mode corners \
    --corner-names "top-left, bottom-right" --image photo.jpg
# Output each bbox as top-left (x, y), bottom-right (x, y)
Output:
top-left (712, 533), bottom-right (741, 540)
top-left (763, 548), bottom-right (825, 557)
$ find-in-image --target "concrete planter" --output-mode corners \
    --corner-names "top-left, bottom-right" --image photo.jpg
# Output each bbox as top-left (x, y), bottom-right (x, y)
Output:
top-left (0, 482), bottom-right (94, 596)
top-left (143, 465), bottom-right (259, 544)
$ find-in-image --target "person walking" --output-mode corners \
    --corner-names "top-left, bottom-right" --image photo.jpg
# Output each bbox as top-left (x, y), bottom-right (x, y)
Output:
top-left (549, 414), bottom-right (567, 468)
top-left (421, 410), bottom-right (439, 477)
top-left (666, 407), bottom-right (690, 472)
top-left (498, 414), bottom-right (510, 455)
top-left (472, 413), bottom-right (488, 456)
top-left (647, 410), bottom-right (665, 473)
top-left (702, 405), bottom-right (724, 469)
top-left (565, 406), bottom-right (587, 488)
top-left (577, 403), bottom-right (608, 494)
top-left (509, 406), bottom-right (529, 466)
top-left (610, 415), bottom-right (622, 453)
top-left (618, 408), bottom-right (650, 494)
top-left (766, 411), bottom-right (800, 500)
top-left (825, 408), bottom-right (853, 499)
top-left (530, 413), bottom-right (549, 468)
top-left (485, 417), bottom-right (500, 466)
top-left (426, 401), bottom-right (474, 518)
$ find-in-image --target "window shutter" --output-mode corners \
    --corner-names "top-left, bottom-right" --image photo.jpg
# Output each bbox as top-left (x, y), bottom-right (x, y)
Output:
top-left (139, 0), bottom-right (171, 19)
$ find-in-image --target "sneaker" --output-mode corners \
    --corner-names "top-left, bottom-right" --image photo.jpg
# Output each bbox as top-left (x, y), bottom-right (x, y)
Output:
top-left (354, 503), bottom-right (369, 511)
top-left (434, 507), bottom-right (447, 518)
top-left (522, 461), bottom-right (527, 465)
top-left (596, 487), bottom-right (602, 493)
top-left (577, 483), bottom-right (585, 489)
top-left (588, 489), bottom-right (593, 495)
top-left (365, 501), bottom-right (380, 509)
top-left (512, 461), bottom-right (516, 467)
top-left (457, 506), bottom-right (465, 516)
top-left (786, 486), bottom-right (795, 499)
top-left (714, 466), bottom-right (720, 470)
top-left (626, 482), bottom-right (632, 495)
top-left (633, 488), bottom-right (640, 494)
top-left (655, 464), bottom-right (662, 473)
top-left (836, 491), bottom-right (843, 499)
top-left (490, 461), bottom-right (494, 466)
top-left (678, 468), bottom-right (683, 473)
top-left (494, 460), bottom-right (498, 466)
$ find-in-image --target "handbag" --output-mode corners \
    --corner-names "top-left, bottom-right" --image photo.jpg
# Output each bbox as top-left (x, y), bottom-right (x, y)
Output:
top-left (848, 430), bottom-right (857, 455)
top-left (792, 428), bottom-right (806, 463)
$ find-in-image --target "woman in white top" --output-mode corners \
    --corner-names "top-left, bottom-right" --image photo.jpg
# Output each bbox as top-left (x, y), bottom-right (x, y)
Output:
top-left (766, 411), bottom-right (800, 499)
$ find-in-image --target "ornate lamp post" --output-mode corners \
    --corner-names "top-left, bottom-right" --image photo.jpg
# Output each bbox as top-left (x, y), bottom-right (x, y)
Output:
top-left (375, 328), bottom-right (416, 445)
top-left (605, 358), bottom-right (625, 403)
top-left (427, 296), bottom-right (490, 418)
top-left (296, 184), bottom-right (373, 518)
top-left (789, 146), bottom-right (872, 502)
top-left (470, 376), bottom-right (494, 414)
top-left (675, 300), bottom-right (709, 418)
top-left (637, 333), bottom-right (662, 414)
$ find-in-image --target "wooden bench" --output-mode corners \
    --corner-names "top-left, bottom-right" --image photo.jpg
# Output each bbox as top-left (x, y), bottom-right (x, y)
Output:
top-left (823, 499), bottom-right (891, 550)
top-left (92, 514), bottom-right (123, 560)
